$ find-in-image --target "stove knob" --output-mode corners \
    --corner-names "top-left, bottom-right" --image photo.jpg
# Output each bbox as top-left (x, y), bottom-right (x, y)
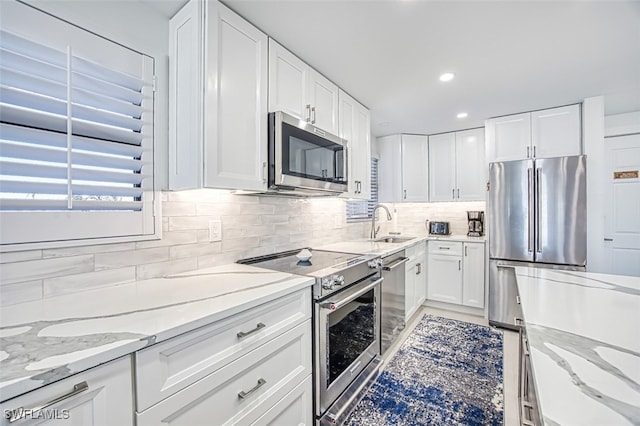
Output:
top-left (333, 275), bottom-right (345, 286)
top-left (321, 277), bottom-right (334, 290)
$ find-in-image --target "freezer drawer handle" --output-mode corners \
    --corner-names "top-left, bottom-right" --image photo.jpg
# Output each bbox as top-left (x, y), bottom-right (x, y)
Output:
top-left (238, 378), bottom-right (266, 399)
top-left (7, 381), bottom-right (89, 423)
top-left (237, 322), bottom-right (266, 339)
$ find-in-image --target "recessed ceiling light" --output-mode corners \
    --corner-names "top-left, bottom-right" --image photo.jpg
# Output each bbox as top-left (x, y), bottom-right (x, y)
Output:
top-left (439, 72), bottom-right (455, 82)
top-left (457, 112), bottom-right (468, 119)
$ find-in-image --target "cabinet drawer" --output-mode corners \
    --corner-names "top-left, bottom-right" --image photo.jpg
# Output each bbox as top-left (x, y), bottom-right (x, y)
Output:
top-left (135, 287), bottom-right (311, 411)
top-left (137, 321), bottom-right (312, 426)
top-left (428, 241), bottom-right (462, 256)
top-left (251, 375), bottom-right (312, 426)
top-left (0, 357), bottom-right (132, 426)
top-left (405, 241), bottom-right (426, 259)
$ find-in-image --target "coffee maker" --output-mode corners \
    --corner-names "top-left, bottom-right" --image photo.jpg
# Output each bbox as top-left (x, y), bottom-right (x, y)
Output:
top-left (467, 211), bottom-right (485, 237)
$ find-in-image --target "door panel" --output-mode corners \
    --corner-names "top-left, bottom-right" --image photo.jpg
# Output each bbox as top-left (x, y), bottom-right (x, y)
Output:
top-left (268, 39), bottom-right (307, 119)
top-left (534, 156), bottom-right (586, 265)
top-left (489, 159), bottom-right (533, 261)
top-left (428, 133), bottom-right (455, 201)
top-left (605, 134), bottom-right (640, 276)
top-left (486, 113), bottom-right (531, 162)
top-left (456, 128), bottom-right (486, 201)
top-left (531, 105), bottom-right (581, 158)
top-left (401, 134), bottom-right (429, 201)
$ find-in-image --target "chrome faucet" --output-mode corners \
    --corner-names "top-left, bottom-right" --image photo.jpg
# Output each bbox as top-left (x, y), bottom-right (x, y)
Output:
top-left (370, 204), bottom-right (392, 239)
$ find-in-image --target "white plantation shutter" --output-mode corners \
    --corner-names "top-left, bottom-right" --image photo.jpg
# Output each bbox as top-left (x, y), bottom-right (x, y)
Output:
top-left (346, 158), bottom-right (378, 221)
top-left (0, 2), bottom-right (156, 247)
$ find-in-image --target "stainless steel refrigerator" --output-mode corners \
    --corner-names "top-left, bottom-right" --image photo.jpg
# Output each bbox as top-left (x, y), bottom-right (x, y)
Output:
top-left (488, 155), bottom-right (587, 330)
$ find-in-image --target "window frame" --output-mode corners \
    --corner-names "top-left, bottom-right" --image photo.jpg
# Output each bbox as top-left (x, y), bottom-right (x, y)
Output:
top-left (0, 1), bottom-right (161, 252)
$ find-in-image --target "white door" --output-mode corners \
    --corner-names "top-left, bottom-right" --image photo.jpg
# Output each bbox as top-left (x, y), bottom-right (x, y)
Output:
top-left (455, 128), bottom-right (486, 201)
top-left (414, 253), bottom-right (427, 306)
top-left (531, 104), bottom-right (581, 158)
top-left (427, 254), bottom-right (462, 304)
top-left (405, 259), bottom-right (417, 321)
top-left (339, 90), bottom-right (357, 197)
top-left (268, 39), bottom-right (308, 120)
top-left (401, 134), bottom-right (429, 201)
top-left (355, 104), bottom-right (372, 199)
top-left (205, 4), bottom-right (268, 190)
top-left (462, 243), bottom-right (485, 308)
top-left (428, 132), bottom-right (456, 201)
top-left (604, 134), bottom-right (640, 277)
top-left (485, 112), bottom-right (531, 162)
top-left (377, 135), bottom-right (403, 202)
top-left (308, 69), bottom-right (339, 135)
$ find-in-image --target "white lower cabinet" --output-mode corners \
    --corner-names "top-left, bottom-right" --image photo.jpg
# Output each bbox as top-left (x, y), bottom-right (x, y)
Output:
top-left (251, 375), bottom-right (312, 426)
top-left (135, 287), bottom-right (312, 426)
top-left (427, 241), bottom-right (485, 308)
top-left (462, 243), bottom-right (485, 308)
top-left (136, 321), bottom-right (312, 426)
top-left (0, 357), bottom-right (133, 426)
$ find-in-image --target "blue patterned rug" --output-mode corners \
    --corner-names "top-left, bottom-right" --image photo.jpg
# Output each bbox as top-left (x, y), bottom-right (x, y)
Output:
top-left (345, 314), bottom-right (504, 426)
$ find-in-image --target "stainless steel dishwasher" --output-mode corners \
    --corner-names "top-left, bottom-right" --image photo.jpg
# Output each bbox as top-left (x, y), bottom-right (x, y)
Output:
top-left (380, 250), bottom-right (409, 355)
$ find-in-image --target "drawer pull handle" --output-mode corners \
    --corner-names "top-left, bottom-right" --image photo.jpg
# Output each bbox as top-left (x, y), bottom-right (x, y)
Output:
top-left (439, 247), bottom-right (450, 250)
top-left (7, 381), bottom-right (88, 423)
top-left (238, 378), bottom-right (266, 400)
top-left (237, 322), bottom-right (266, 339)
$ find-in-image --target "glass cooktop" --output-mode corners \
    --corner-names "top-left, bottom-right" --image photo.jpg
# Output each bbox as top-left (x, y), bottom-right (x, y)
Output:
top-left (238, 248), bottom-right (366, 276)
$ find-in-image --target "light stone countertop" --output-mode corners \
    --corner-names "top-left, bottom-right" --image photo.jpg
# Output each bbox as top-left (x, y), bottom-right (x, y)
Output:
top-left (513, 267), bottom-right (640, 425)
top-left (0, 263), bottom-right (313, 402)
top-left (317, 234), bottom-right (485, 257)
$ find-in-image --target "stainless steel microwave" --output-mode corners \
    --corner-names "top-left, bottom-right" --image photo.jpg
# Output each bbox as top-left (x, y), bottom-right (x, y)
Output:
top-left (268, 111), bottom-right (347, 195)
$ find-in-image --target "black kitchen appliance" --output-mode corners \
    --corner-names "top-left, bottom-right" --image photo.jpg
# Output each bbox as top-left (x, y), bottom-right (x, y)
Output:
top-left (467, 211), bottom-right (485, 237)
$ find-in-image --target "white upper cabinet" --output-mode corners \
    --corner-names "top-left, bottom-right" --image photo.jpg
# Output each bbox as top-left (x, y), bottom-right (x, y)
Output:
top-left (204, 3), bottom-right (268, 190)
top-left (401, 135), bottom-right (430, 201)
top-left (377, 134), bottom-right (403, 202)
top-left (486, 104), bottom-right (581, 163)
top-left (531, 104), bottom-right (581, 158)
top-left (268, 40), bottom-right (308, 120)
top-left (339, 90), bottom-right (371, 199)
top-left (455, 128), bottom-right (486, 201)
top-left (429, 128), bottom-right (485, 202)
top-left (168, 1), bottom-right (268, 191)
top-left (428, 133), bottom-right (456, 201)
top-left (378, 134), bottom-right (428, 202)
top-left (485, 112), bottom-right (531, 163)
top-left (268, 39), bottom-right (339, 135)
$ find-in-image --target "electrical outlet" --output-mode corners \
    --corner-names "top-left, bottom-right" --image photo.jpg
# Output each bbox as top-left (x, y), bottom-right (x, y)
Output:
top-left (209, 220), bottom-right (222, 242)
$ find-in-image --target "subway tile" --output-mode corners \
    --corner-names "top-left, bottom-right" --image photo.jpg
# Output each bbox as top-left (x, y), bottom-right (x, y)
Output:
top-left (0, 250), bottom-right (42, 264)
top-left (197, 251), bottom-right (242, 269)
top-left (0, 255), bottom-right (94, 285)
top-left (168, 216), bottom-right (216, 231)
top-left (260, 214), bottom-right (290, 225)
top-left (222, 225), bottom-right (275, 239)
top-left (95, 247), bottom-right (169, 270)
top-left (196, 202), bottom-right (242, 216)
top-left (0, 280), bottom-right (43, 306)
top-left (136, 257), bottom-right (198, 280)
top-left (135, 230), bottom-right (199, 249)
top-left (259, 234), bottom-right (290, 247)
top-left (42, 242), bottom-right (136, 258)
top-left (169, 242), bottom-right (221, 259)
top-left (221, 237), bottom-right (260, 252)
top-left (221, 215), bottom-right (261, 227)
top-left (162, 202), bottom-right (196, 217)
top-left (44, 267), bottom-right (136, 298)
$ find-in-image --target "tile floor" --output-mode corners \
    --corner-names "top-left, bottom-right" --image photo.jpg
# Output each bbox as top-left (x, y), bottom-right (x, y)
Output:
top-left (381, 306), bottom-right (520, 426)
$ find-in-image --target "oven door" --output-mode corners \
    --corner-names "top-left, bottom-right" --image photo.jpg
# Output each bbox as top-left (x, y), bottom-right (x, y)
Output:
top-left (270, 111), bottom-right (347, 193)
top-left (315, 274), bottom-right (382, 417)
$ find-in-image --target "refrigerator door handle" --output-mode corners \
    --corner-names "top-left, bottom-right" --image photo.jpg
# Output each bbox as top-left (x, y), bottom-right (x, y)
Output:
top-left (536, 168), bottom-right (542, 253)
top-left (527, 168), bottom-right (534, 253)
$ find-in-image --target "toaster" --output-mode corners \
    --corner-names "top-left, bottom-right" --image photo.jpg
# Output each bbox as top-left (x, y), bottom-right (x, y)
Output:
top-left (428, 221), bottom-right (450, 235)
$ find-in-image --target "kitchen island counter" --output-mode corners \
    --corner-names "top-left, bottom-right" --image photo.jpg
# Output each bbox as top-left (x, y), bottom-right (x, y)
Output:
top-left (318, 235), bottom-right (485, 257)
top-left (0, 263), bottom-right (313, 401)
top-left (514, 267), bottom-right (640, 425)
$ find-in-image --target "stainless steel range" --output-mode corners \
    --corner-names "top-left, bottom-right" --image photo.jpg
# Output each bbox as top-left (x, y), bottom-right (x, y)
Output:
top-left (238, 248), bottom-right (383, 425)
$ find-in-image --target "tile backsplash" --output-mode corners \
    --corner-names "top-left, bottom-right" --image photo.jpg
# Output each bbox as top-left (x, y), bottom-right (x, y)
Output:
top-left (0, 191), bottom-right (484, 306)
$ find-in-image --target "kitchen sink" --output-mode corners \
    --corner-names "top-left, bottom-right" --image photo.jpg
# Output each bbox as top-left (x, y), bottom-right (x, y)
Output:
top-left (373, 236), bottom-right (415, 243)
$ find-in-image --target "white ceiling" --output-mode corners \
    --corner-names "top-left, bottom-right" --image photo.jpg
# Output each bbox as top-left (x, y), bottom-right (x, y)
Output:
top-left (148, 0), bottom-right (640, 137)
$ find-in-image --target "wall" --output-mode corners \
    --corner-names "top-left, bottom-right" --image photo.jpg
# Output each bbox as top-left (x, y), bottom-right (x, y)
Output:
top-left (0, 191), bottom-right (368, 306)
top-left (376, 201), bottom-right (487, 237)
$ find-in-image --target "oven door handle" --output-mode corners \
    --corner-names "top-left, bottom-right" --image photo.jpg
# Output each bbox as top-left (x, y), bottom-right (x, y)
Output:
top-left (382, 257), bottom-right (409, 271)
top-left (320, 276), bottom-right (383, 311)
